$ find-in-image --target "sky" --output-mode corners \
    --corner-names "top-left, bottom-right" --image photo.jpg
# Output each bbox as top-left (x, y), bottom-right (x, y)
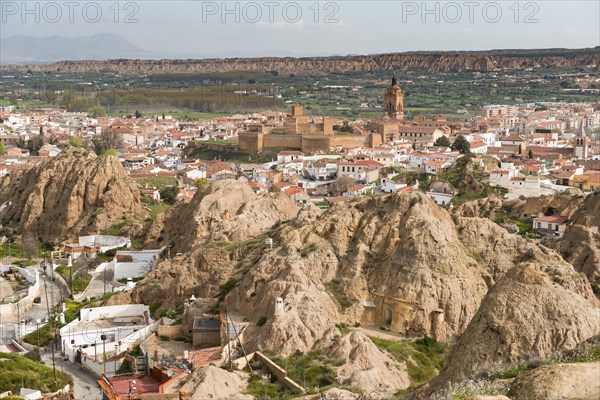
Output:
top-left (1, 0), bottom-right (599, 57)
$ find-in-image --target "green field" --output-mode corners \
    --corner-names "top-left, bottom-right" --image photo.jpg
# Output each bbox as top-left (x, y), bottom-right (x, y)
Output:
top-left (0, 352), bottom-right (72, 393)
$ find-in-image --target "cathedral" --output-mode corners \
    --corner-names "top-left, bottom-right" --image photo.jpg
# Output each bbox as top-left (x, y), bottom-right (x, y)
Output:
top-left (383, 74), bottom-right (404, 120)
top-left (238, 74), bottom-right (446, 154)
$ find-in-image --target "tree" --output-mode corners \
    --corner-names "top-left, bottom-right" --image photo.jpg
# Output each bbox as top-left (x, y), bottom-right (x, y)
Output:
top-left (195, 178), bottom-right (209, 188)
top-left (0, 142), bottom-right (4, 156)
top-left (87, 106), bottom-right (107, 118)
top-left (102, 148), bottom-right (118, 157)
top-left (330, 176), bottom-right (355, 196)
top-left (434, 136), bottom-right (451, 147)
top-left (92, 131), bottom-right (123, 154)
top-left (518, 144), bottom-right (522, 154)
top-left (160, 186), bottom-right (180, 204)
top-left (27, 135), bottom-right (44, 156)
top-left (135, 110), bottom-right (142, 118)
top-left (68, 136), bottom-right (83, 147)
top-left (452, 135), bottom-right (471, 155)
top-left (20, 234), bottom-right (38, 259)
top-left (528, 149), bottom-right (533, 159)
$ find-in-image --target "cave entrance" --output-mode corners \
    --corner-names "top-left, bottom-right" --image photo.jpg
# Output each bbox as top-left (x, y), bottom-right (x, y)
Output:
top-left (384, 308), bottom-right (393, 326)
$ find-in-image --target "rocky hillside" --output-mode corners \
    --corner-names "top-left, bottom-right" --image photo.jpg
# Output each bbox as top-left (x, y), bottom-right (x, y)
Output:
top-left (454, 188), bottom-right (586, 220)
top-left (547, 192), bottom-right (600, 286)
top-left (134, 180), bottom-right (298, 308)
top-left (420, 262), bottom-right (599, 394)
top-left (0, 148), bottom-right (141, 243)
top-left (114, 179), bottom-right (599, 397)
top-left (4, 49), bottom-right (599, 75)
top-left (135, 182), bottom-right (598, 367)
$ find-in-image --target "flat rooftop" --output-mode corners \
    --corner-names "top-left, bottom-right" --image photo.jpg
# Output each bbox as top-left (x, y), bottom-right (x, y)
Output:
top-left (109, 375), bottom-right (161, 396)
top-left (192, 317), bottom-right (220, 330)
top-left (67, 316), bottom-right (146, 334)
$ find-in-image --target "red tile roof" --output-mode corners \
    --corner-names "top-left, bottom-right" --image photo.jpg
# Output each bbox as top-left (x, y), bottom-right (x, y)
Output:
top-left (533, 215), bottom-right (568, 223)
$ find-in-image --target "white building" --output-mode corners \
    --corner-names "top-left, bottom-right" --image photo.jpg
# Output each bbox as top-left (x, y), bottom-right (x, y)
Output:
top-left (489, 167), bottom-right (541, 190)
top-left (532, 215), bottom-right (568, 237)
top-left (426, 181), bottom-right (457, 206)
top-left (277, 151), bottom-right (304, 164)
top-left (62, 235), bottom-right (131, 259)
top-left (60, 304), bottom-right (157, 377)
top-left (380, 175), bottom-right (408, 193)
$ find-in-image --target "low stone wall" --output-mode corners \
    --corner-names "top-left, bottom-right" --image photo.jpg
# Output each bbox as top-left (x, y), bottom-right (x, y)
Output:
top-left (157, 325), bottom-right (184, 338)
top-left (235, 351), bottom-right (304, 393)
top-left (0, 269), bottom-right (42, 319)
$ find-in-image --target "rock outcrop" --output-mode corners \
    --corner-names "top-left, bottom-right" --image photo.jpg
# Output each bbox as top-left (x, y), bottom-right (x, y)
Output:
top-left (178, 366), bottom-right (250, 399)
top-left (133, 179), bottom-right (298, 308)
top-left (453, 189), bottom-right (586, 220)
top-left (224, 191), bottom-right (490, 356)
top-left (547, 192), bottom-right (600, 285)
top-left (145, 179), bottom-right (298, 253)
top-left (0, 148), bottom-right (141, 243)
top-left (425, 262), bottom-right (599, 392)
top-left (326, 331), bottom-right (410, 397)
top-left (509, 362), bottom-right (600, 400)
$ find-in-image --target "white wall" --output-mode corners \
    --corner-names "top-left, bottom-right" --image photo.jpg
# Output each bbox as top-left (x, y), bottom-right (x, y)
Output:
top-left (0, 270), bottom-right (41, 319)
top-left (79, 304), bottom-right (149, 322)
top-left (113, 262), bottom-right (152, 280)
top-left (117, 250), bottom-right (160, 263)
top-left (78, 235), bottom-right (131, 252)
top-left (428, 193), bottom-right (454, 205)
top-left (60, 304), bottom-right (154, 364)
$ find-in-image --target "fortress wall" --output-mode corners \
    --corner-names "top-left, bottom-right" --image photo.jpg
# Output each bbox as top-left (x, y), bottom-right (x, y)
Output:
top-left (331, 135), bottom-right (371, 149)
top-left (263, 134), bottom-right (302, 150)
top-left (238, 132), bottom-right (263, 153)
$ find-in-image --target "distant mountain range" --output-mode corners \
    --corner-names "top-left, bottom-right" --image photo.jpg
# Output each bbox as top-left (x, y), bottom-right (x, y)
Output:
top-left (1, 33), bottom-right (598, 74)
top-left (0, 34), bottom-right (336, 64)
top-left (0, 34), bottom-right (151, 64)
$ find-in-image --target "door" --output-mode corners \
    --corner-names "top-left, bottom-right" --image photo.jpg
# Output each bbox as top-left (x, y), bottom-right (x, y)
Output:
top-left (384, 309), bottom-right (393, 326)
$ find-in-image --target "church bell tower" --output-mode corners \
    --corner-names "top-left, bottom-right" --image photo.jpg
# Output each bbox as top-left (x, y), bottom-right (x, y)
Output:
top-left (384, 74), bottom-right (404, 120)
top-left (574, 122), bottom-right (589, 159)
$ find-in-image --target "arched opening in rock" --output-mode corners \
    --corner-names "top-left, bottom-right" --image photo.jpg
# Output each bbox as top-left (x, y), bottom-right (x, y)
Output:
top-left (384, 308), bottom-right (393, 326)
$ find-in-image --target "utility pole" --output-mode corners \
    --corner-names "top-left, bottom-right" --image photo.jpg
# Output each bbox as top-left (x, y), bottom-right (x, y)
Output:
top-left (224, 302), bottom-right (252, 374)
top-left (43, 272), bottom-right (57, 383)
top-left (69, 261), bottom-right (73, 296)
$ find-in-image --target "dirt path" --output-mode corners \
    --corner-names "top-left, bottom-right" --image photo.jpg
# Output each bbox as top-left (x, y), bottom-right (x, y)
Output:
top-left (351, 325), bottom-right (405, 342)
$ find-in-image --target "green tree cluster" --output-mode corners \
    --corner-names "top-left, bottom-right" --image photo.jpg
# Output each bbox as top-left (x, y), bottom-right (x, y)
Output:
top-left (68, 136), bottom-right (83, 147)
top-left (452, 135), bottom-right (471, 154)
top-left (160, 186), bottom-right (180, 204)
top-left (434, 136), bottom-right (451, 147)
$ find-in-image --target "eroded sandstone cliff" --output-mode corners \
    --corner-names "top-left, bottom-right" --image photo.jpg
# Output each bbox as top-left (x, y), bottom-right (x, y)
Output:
top-left (4, 51), bottom-right (599, 75)
top-left (126, 180), bottom-right (598, 395)
top-left (0, 148), bottom-right (141, 243)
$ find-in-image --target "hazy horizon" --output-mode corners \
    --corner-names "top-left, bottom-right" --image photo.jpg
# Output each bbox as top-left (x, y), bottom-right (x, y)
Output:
top-left (1, 1), bottom-right (598, 61)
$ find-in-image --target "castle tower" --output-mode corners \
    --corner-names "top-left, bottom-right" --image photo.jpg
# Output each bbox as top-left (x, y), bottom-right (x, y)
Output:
top-left (384, 74), bottom-right (404, 120)
top-left (574, 122), bottom-right (589, 159)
